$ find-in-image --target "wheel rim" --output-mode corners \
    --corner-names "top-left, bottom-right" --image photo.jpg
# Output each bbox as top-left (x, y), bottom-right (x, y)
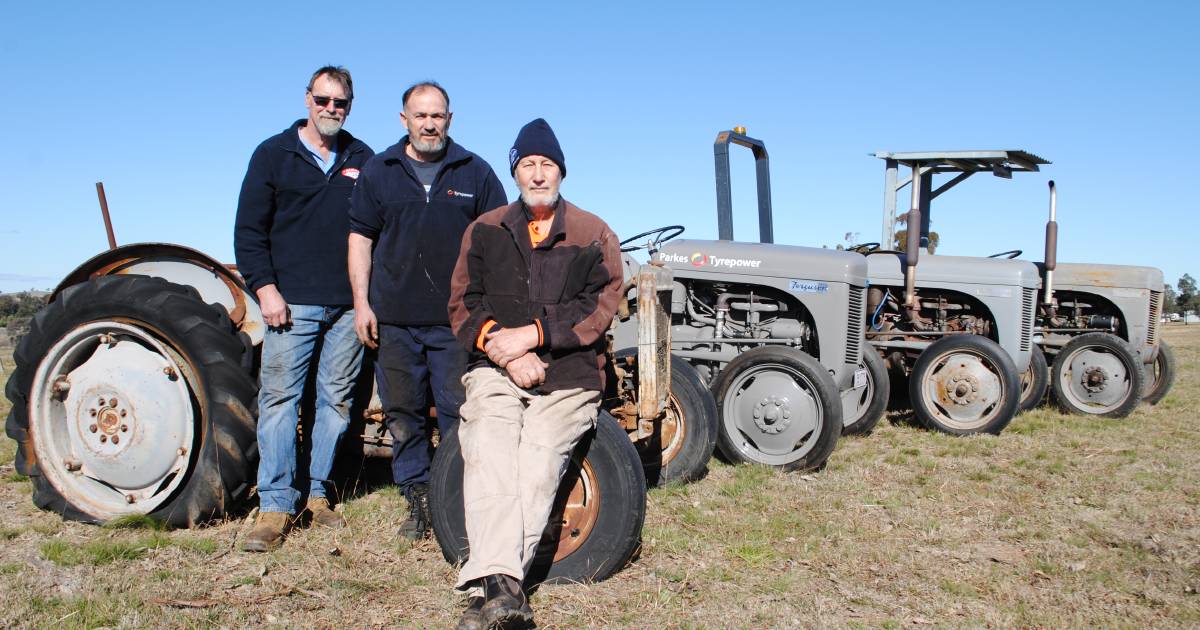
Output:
top-left (1150, 350), bottom-right (1166, 392)
top-left (1057, 344), bottom-right (1135, 413)
top-left (30, 321), bottom-right (197, 520)
top-left (1018, 358), bottom-right (1037, 404)
top-left (918, 349), bottom-right (1005, 431)
top-left (722, 363), bottom-right (823, 465)
top-left (652, 392), bottom-right (687, 467)
top-left (841, 363), bottom-right (875, 428)
top-left (551, 458), bottom-right (600, 562)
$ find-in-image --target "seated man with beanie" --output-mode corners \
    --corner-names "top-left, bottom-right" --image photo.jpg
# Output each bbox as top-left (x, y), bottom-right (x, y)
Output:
top-left (446, 119), bottom-right (623, 630)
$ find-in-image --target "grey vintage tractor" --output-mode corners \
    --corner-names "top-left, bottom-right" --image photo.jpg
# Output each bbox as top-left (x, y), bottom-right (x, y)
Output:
top-left (4, 212), bottom-right (702, 583)
top-left (1035, 181), bottom-right (1169, 415)
top-left (850, 152), bottom-right (1043, 436)
top-left (872, 152), bottom-right (1168, 417)
top-left (611, 129), bottom-right (886, 474)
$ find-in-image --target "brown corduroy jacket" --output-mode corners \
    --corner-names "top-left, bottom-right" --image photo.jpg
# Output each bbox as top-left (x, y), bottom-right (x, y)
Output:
top-left (448, 198), bottom-right (622, 393)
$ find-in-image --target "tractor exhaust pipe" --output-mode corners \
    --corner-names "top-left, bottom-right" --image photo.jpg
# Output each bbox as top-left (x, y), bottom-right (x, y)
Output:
top-left (903, 166), bottom-right (922, 313)
top-left (1043, 180), bottom-right (1057, 308)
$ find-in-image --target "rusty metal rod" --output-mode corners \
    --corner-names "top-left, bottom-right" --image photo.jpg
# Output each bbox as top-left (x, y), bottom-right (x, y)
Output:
top-left (95, 182), bottom-right (117, 250)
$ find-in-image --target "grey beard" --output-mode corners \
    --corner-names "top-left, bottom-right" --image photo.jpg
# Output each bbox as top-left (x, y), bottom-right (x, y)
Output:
top-left (411, 135), bottom-right (447, 155)
top-left (521, 190), bottom-right (560, 208)
top-left (315, 116), bottom-right (343, 137)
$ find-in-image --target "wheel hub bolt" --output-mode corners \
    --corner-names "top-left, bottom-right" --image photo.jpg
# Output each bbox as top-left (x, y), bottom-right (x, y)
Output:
top-left (119, 410), bottom-right (126, 417)
top-left (111, 435), bottom-right (120, 445)
top-left (109, 398), bottom-right (117, 407)
top-left (89, 424), bottom-right (98, 433)
top-left (120, 424), bottom-right (128, 432)
top-left (99, 435), bottom-right (108, 443)
top-left (89, 409), bottom-right (98, 417)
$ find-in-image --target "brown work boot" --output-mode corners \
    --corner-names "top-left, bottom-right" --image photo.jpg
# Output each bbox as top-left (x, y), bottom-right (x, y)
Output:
top-left (241, 511), bottom-right (290, 552)
top-left (480, 574), bottom-right (533, 629)
top-left (455, 594), bottom-right (486, 630)
top-left (306, 496), bottom-right (345, 529)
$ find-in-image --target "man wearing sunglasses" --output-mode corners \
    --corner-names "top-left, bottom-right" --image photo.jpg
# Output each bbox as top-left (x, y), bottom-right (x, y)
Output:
top-left (235, 65), bottom-right (374, 552)
top-left (348, 81), bottom-right (507, 541)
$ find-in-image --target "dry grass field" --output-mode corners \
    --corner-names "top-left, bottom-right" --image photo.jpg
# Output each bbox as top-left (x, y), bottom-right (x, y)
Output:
top-left (0, 326), bottom-right (1197, 629)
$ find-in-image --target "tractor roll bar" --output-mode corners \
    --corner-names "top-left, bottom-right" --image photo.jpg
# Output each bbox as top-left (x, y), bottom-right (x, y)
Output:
top-left (714, 129), bottom-right (773, 243)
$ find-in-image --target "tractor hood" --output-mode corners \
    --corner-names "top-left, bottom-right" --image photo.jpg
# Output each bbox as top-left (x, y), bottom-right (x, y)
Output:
top-left (867, 253), bottom-right (1041, 289)
top-left (655, 239), bottom-right (868, 286)
top-left (1038, 262), bottom-right (1163, 291)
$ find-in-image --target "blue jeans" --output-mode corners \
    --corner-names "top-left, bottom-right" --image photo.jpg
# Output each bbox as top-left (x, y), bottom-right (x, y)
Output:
top-left (256, 304), bottom-right (363, 514)
top-left (375, 324), bottom-right (467, 488)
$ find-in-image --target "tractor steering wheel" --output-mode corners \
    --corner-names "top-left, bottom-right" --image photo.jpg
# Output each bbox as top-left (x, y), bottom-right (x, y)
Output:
top-left (620, 225), bottom-right (685, 253)
top-left (849, 242), bottom-right (903, 256)
top-left (988, 250), bottom-right (1023, 259)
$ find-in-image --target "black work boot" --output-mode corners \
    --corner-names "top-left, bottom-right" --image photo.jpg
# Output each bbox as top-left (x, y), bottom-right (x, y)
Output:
top-left (398, 483), bottom-right (431, 541)
top-left (480, 574), bottom-right (533, 629)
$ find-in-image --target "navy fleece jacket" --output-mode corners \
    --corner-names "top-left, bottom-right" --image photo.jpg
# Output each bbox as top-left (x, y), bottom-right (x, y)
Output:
top-left (234, 120), bottom-right (374, 305)
top-left (349, 137), bottom-right (507, 325)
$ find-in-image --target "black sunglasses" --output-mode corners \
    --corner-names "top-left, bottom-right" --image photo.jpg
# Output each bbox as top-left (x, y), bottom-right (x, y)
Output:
top-left (311, 95), bottom-right (351, 109)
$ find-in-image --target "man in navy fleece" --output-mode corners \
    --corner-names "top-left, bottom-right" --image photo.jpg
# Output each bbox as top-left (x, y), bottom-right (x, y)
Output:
top-left (234, 66), bottom-right (374, 552)
top-left (348, 81), bottom-right (507, 540)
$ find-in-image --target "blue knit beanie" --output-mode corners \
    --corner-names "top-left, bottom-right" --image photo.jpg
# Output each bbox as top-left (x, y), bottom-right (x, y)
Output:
top-left (508, 118), bottom-right (566, 178)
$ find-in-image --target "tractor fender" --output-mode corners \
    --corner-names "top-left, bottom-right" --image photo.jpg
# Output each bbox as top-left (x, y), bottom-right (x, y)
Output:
top-left (51, 242), bottom-right (265, 346)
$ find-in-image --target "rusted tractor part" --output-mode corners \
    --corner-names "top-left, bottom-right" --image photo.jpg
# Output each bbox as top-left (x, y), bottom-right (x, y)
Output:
top-left (610, 352), bottom-right (718, 485)
top-left (1141, 339), bottom-right (1175, 405)
top-left (1050, 332), bottom-right (1143, 418)
top-left (5, 275), bottom-right (256, 526)
top-left (51, 243), bottom-right (265, 346)
top-left (1017, 345), bottom-right (1050, 413)
top-left (428, 411), bottom-right (645, 585)
top-left (605, 257), bottom-right (719, 485)
top-left (907, 335), bottom-right (1020, 435)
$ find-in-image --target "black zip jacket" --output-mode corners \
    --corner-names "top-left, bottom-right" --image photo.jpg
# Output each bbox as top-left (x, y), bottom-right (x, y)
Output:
top-left (234, 119), bottom-right (374, 305)
top-left (349, 137), bottom-right (507, 325)
top-left (448, 199), bottom-right (623, 393)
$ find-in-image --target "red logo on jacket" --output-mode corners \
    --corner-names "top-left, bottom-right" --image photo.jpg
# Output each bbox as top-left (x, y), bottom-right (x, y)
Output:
top-left (341, 168), bottom-right (360, 180)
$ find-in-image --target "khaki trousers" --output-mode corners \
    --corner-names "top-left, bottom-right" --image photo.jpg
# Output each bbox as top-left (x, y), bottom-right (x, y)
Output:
top-left (453, 366), bottom-right (600, 591)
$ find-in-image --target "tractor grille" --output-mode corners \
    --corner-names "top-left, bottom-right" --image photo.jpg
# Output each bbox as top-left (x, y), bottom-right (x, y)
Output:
top-left (1020, 288), bottom-right (1036, 352)
top-left (846, 286), bottom-right (865, 364)
top-left (1148, 290), bottom-right (1162, 346)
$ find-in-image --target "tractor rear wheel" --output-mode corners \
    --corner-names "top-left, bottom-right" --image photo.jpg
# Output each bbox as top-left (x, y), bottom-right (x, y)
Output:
top-left (1141, 340), bottom-right (1175, 405)
top-left (841, 348), bottom-right (890, 436)
top-left (712, 346), bottom-right (841, 472)
top-left (1017, 345), bottom-right (1049, 413)
top-left (4, 275), bottom-right (257, 527)
top-left (428, 411), bottom-right (646, 585)
top-left (908, 335), bottom-right (1019, 436)
top-left (1051, 332), bottom-right (1143, 418)
top-left (614, 351), bottom-right (718, 486)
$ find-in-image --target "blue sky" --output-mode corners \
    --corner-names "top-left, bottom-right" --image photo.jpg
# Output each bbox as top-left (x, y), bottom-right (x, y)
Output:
top-left (1, 2), bottom-right (1196, 293)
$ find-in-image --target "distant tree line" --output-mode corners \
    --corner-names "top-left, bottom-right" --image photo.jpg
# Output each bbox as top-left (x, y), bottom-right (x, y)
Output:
top-left (1171, 274), bottom-right (1197, 319)
top-left (1, 292), bottom-right (46, 337)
